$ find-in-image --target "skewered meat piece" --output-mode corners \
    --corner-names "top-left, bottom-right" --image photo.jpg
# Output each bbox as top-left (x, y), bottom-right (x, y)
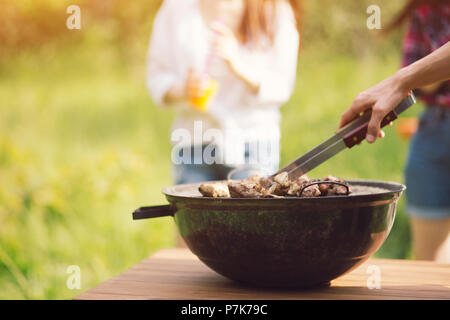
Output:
top-left (318, 175), bottom-right (351, 196)
top-left (199, 182), bottom-right (230, 198)
top-left (247, 174), bottom-right (273, 189)
top-left (268, 172), bottom-right (291, 196)
top-left (228, 181), bottom-right (271, 198)
top-left (268, 173), bottom-right (319, 197)
top-left (274, 172), bottom-right (291, 188)
top-left (288, 175), bottom-right (316, 197)
top-left (298, 183), bottom-right (322, 197)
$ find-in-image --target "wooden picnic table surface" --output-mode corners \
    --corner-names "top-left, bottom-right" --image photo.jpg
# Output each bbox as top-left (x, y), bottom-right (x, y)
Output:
top-left (75, 248), bottom-right (450, 300)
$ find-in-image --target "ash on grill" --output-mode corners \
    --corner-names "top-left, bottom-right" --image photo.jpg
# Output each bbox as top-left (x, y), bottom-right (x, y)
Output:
top-left (199, 172), bottom-right (351, 198)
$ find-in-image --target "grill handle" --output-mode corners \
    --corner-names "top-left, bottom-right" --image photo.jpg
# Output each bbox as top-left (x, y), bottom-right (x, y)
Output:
top-left (132, 205), bottom-right (174, 220)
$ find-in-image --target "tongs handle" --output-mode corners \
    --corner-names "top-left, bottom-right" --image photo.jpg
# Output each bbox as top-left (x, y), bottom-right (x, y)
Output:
top-left (342, 92), bottom-right (415, 148)
top-left (343, 110), bottom-right (398, 148)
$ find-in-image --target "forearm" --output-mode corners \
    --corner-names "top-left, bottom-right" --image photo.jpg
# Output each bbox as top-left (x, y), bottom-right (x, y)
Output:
top-left (340, 43), bottom-right (449, 144)
top-left (420, 82), bottom-right (442, 94)
top-left (396, 41), bottom-right (450, 92)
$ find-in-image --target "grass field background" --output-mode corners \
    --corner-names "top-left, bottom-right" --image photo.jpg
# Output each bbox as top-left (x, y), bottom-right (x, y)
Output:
top-left (0, 0), bottom-right (422, 299)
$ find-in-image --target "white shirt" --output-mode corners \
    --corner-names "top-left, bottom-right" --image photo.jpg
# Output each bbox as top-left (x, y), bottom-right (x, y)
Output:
top-left (147, 0), bottom-right (299, 165)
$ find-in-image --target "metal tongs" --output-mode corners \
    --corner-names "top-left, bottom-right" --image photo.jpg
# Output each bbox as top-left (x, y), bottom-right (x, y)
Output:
top-left (271, 92), bottom-right (416, 181)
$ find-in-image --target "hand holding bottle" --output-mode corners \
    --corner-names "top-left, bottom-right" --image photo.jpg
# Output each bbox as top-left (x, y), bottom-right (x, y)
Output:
top-left (186, 69), bottom-right (218, 112)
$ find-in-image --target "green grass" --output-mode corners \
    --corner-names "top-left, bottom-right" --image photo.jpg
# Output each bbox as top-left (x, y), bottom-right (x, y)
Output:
top-left (0, 38), bottom-right (177, 299)
top-left (0, 34), bottom-right (422, 299)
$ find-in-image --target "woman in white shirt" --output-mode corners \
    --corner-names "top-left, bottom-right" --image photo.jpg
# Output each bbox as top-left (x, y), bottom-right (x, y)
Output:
top-left (147, 0), bottom-right (301, 184)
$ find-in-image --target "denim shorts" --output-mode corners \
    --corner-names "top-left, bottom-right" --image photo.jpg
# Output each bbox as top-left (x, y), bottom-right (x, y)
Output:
top-left (404, 107), bottom-right (450, 219)
top-left (172, 141), bottom-right (279, 185)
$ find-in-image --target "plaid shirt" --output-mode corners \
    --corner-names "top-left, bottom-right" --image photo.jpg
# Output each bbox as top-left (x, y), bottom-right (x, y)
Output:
top-left (402, 4), bottom-right (450, 109)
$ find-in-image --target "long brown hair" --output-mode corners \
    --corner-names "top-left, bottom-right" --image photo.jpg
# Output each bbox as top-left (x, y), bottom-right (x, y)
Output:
top-left (384, 0), bottom-right (448, 32)
top-left (238, 0), bottom-right (303, 45)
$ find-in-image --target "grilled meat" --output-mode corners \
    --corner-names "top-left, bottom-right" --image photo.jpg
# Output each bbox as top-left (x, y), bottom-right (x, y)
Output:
top-left (198, 173), bottom-right (351, 198)
top-left (228, 181), bottom-right (271, 198)
top-left (317, 175), bottom-right (349, 196)
top-left (199, 182), bottom-right (230, 198)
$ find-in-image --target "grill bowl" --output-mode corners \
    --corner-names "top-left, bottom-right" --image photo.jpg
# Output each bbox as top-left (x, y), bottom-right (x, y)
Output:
top-left (134, 179), bottom-right (404, 287)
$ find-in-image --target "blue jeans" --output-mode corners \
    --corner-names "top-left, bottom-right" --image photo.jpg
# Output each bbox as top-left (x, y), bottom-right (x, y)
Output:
top-left (173, 141), bottom-right (279, 184)
top-left (404, 107), bottom-right (450, 219)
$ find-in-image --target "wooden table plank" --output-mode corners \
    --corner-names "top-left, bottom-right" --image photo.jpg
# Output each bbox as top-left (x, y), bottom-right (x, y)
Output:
top-left (75, 248), bottom-right (450, 300)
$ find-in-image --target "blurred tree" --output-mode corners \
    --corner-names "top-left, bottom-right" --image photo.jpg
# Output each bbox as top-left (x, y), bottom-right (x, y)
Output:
top-left (0, 0), bottom-right (408, 58)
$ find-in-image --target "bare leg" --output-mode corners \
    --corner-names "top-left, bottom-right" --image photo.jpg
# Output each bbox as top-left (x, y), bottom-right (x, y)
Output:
top-left (410, 216), bottom-right (450, 263)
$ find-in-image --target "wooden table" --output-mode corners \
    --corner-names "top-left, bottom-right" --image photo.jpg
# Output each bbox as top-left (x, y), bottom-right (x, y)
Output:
top-left (76, 248), bottom-right (450, 300)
